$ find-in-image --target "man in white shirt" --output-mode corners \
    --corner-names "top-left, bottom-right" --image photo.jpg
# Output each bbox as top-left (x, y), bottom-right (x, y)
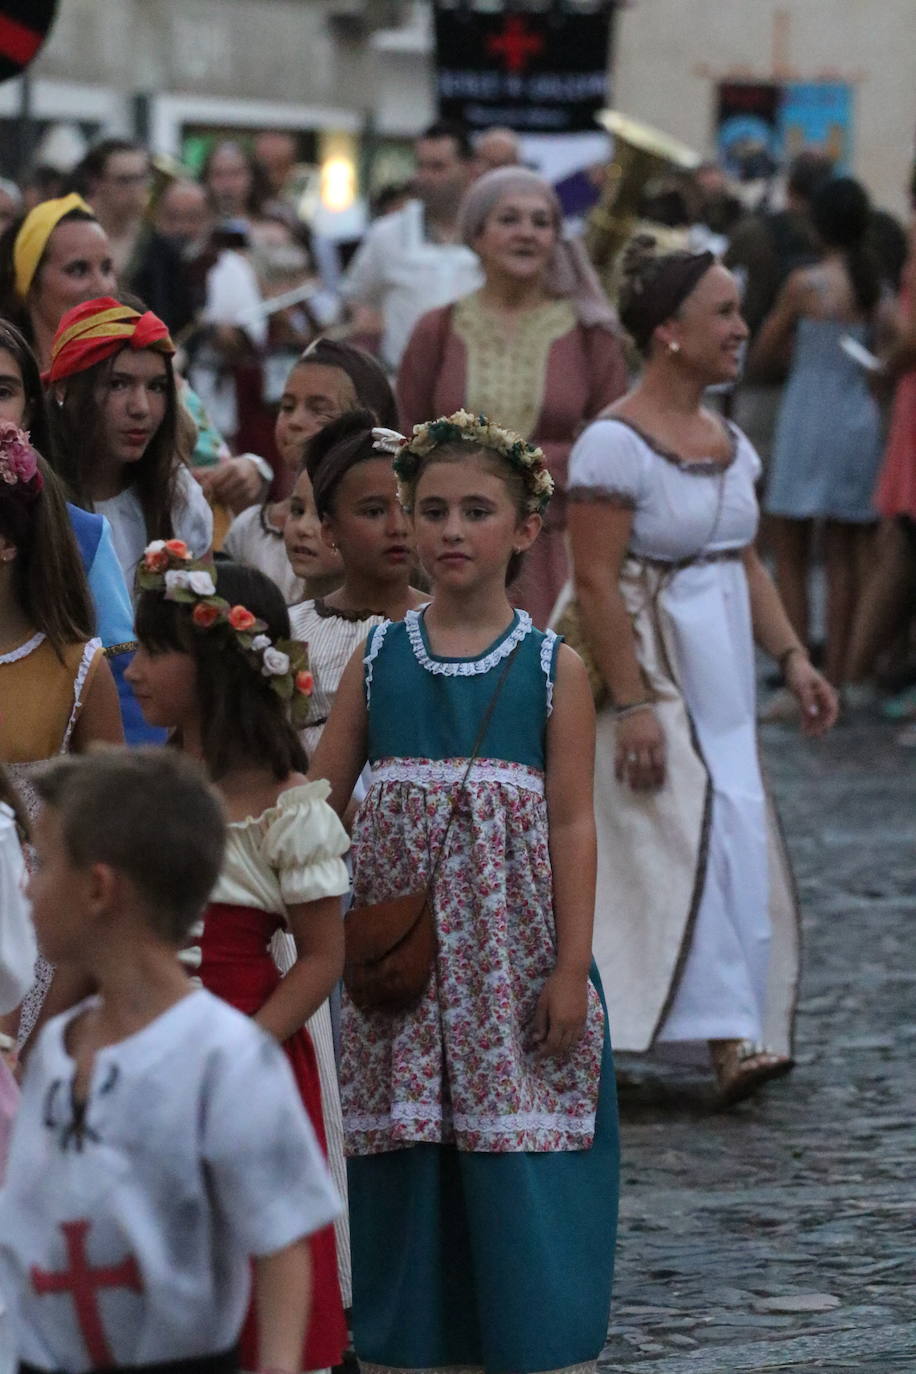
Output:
top-left (340, 121), bottom-right (483, 371)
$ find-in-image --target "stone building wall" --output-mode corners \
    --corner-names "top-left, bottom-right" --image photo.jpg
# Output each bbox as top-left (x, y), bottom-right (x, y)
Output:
top-left (10, 1), bottom-right (916, 215)
top-left (613, 0), bottom-right (916, 216)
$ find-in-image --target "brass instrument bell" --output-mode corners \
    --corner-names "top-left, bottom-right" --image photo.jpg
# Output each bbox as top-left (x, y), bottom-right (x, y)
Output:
top-left (585, 110), bottom-right (701, 286)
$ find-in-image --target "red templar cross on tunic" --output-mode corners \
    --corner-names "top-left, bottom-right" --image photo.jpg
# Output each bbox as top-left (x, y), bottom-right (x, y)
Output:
top-left (486, 14), bottom-right (545, 75)
top-left (30, 1219), bottom-right (144, 1370)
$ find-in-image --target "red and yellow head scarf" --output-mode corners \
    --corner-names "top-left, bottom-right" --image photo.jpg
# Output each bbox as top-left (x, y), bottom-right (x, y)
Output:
top-left (43, 297), bottom-right (175, 385)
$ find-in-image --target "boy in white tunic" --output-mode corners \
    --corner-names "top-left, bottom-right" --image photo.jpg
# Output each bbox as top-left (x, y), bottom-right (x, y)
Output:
top-left (0, 749), bottom-right (340, 1374)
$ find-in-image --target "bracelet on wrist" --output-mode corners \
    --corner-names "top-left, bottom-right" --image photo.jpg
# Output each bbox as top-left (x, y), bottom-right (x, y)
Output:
top-left (241, 451), bottom-right (274, 487)
top-left (613, 699), bottom-right (655, 720)
top-left (777, 645), bottom-right (808, 673)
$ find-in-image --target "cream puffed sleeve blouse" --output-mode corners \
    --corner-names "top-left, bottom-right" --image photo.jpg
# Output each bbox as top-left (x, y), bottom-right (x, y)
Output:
top-left (211, 779), bottom-right (350, 914)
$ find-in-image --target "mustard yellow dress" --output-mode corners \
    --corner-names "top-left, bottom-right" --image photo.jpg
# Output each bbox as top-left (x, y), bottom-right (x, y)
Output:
top-left (0, 630), bottom-right (104, 1042)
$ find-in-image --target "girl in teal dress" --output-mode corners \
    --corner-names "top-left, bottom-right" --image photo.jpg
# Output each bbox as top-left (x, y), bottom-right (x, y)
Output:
top-left (311, 412), bottom-right (618, 1374)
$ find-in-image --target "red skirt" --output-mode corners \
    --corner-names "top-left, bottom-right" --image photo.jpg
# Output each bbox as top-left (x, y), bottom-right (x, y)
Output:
top-left (201, 902), bottom-right (347, 1371)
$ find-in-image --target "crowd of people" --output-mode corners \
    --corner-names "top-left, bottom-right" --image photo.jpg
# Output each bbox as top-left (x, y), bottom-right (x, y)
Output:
top-left (0, 109), bottom-right (912, 1374)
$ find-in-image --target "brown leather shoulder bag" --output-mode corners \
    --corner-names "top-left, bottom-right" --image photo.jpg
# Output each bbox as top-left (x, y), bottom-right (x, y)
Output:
top-left (344, 641), bottom-right (520, 1014)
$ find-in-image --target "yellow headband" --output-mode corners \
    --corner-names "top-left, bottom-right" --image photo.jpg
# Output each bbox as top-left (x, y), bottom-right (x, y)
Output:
top-left (12, 193), bottom-right (96, 301)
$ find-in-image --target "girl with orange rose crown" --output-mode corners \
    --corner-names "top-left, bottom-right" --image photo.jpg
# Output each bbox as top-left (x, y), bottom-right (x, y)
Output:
top-left (127, 550), bottom-right (350, 1374)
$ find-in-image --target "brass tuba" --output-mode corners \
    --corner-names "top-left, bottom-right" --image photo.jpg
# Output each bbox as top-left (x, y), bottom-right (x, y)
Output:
top-left (585, 110), bottom-right (701, 290)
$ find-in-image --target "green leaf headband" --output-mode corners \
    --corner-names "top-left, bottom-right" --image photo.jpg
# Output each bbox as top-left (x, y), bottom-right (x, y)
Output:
top-left (391, 410), bottom-right (554, 514)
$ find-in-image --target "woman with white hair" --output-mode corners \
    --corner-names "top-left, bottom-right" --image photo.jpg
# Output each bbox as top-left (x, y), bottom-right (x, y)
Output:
top-left (397, 166), bottom-right (627, 626)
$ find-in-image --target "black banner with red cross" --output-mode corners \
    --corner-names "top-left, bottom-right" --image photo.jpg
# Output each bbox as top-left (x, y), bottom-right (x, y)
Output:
top-left (0, 0), bottom-right (58, 84)
top-left (433, 4), bottom-right (614, 134)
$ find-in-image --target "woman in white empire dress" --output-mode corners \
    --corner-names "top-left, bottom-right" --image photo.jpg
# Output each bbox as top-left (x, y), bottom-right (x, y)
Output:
top-left (558, 237), bottom-right (838, 1105)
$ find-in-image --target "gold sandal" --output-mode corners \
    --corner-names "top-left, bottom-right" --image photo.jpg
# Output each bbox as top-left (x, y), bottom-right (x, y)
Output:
top-left (711, 1039), bottom-right (794, 1107)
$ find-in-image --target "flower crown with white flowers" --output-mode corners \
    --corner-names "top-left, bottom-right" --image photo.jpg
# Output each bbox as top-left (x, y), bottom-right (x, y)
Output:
top-left (137, 540), bottom-right (314, 728)
top-left (391, 410), bottom-right (554, 514)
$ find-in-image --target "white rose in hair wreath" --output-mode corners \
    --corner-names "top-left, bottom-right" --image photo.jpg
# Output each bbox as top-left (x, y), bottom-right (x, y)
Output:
top-left (163, 569), bottom-right (191, 597)
top-left (163, 568), bottom-right (215, 599)
top-left (261, 646), bottom-right (291, 677)
top-left (187, 570), bottom-right (216, 596)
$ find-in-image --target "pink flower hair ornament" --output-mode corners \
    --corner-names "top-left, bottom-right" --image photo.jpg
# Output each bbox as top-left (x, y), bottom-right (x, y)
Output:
top-left (137, 540), bottom-right (314, 728)
top-left (0, 421), bottom-right (43, 502)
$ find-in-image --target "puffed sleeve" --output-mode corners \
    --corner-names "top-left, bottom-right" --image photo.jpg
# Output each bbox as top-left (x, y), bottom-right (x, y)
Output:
top-left (567, 419), bottom-right (651, 509)
top-left (262, 780), bottom-right (351, 907)
top-left (735, 426), bottom-right (763, 483)
top-left (173, 463), bottom-right (214, 557)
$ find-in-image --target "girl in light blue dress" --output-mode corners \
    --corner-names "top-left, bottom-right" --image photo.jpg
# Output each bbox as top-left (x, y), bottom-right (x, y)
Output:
top-left (751, 176), bottom-right (895, 686)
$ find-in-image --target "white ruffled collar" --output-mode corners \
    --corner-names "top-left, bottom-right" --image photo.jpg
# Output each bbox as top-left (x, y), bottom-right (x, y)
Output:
top-left (405, 607), bottom-right (532, 677)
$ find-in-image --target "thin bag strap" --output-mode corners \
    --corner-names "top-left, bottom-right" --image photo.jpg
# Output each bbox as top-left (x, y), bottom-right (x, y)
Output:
top-left (464, 640), bottom-right (521, 778)
top-left (424, 640), bottom-right (521, 895)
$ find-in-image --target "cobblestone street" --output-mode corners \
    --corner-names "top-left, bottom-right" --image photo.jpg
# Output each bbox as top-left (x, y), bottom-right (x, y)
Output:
top-left (600, 715), bottom-right (915, 1372)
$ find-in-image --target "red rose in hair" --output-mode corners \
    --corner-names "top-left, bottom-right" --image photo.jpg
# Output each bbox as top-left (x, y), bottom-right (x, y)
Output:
top-left (227, 605), bottom-right (256, 632)
top-left (145, 549), bottom-right (169, 573)
top-left (164, 539), bottom-right (190, 559)
top-left (295, 670), bottom-right (315, 696)
top-left (192, 602), bottom-right (222, 629)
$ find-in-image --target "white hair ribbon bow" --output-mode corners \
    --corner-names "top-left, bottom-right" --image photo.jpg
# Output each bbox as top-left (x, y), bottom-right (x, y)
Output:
top-left (371, 426), bottom-right (406, 455)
